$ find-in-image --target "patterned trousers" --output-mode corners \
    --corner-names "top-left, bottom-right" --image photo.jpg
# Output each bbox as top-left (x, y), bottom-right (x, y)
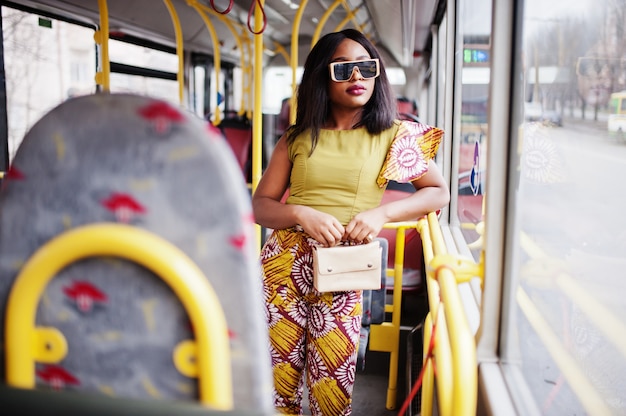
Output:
top-left (261, 227), bottom-right (363, 416)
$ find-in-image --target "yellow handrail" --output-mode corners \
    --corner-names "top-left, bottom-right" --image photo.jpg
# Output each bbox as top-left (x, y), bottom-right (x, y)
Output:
top-left (311, 0), bottom-right (341, 47)
top-left (438, 267), bottom-right (477, 414)
top-left (195, 2), bottom-right (252, 117)
top-left (369, 221), bottom-right (417, 409)
top-left (5, 223), bottom-right (233, 410)
top-left (418, 212), bottom-right (477, 415)
top-left (419, 218), bottom-right (435, 416)
top-left (163, 0), bottom-right (185, 106)
top-left (312, 0), bottom-right (367, 46)
top-left (188, 0), bottom-right (223, 124)
top-left (332, 3), bottom-right (365, 34)
top-left (272, 42), bottom-right (290, 66)
top-left (418, 217), bottom-right (453, 415)
top-left (338, 0), bottom-right (367, 34)
top-left (290, 1), bottom-right (309, 125)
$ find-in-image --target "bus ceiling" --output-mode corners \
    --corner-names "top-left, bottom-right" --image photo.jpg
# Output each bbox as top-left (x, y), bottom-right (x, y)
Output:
top-left (6, 0), bottom-right (444, 68)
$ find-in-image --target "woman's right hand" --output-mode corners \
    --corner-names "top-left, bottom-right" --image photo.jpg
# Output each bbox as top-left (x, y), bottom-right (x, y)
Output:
top-left (297, 207), bottom-right (345, 247)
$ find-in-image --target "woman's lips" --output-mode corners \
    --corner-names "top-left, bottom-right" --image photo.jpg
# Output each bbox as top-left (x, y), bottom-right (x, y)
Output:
top-left (346, 84), bottom-right (366, 95)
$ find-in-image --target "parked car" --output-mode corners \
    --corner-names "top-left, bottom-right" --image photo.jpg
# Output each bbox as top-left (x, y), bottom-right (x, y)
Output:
top-left (524, 102), bottom-right (543, 122)
top-left (524, 102), bottom-right (562, 126)
top-left (542, 109), bottom-right (563, 126)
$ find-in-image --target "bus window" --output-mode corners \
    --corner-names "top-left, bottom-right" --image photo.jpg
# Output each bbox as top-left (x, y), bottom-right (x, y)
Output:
top-left (501, 0), bottom-right (626, 414)
top-left (455, 0), bottom-right (492, 260)
top-left (1, 7), bottom-right (96, 161)
top-left (108, 38), bottom-right (179, 104)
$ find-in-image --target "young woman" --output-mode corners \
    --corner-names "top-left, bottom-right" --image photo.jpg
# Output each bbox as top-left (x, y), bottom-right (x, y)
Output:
top-left (252, 29), bottom-right (449, 415)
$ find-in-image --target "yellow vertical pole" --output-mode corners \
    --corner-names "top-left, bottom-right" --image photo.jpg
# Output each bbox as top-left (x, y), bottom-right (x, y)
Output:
top-left (163, 0), bottom-right (185, 106)
top-left (383, 226), bottom-right (406, 409)
top-left (252, 0), bottom-right (265, 249)
top-left (243, 35), bottom-right (253, 120)
top-left (288, 1), bottom-right (308, 125)
top-left (195, 3), bottom-right (250, 118)
top-left (188, 1), bottom-right (222, 124)
top-left (95, 0), bottom-right (110, 91)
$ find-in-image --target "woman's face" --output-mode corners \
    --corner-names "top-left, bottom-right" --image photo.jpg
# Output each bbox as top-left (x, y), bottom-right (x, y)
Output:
top-left (327, 38), bottom-right (376, 110)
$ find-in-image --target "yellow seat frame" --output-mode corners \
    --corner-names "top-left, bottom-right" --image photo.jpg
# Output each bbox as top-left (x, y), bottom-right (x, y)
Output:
top-left (4, 223), bottom-right (233, 410)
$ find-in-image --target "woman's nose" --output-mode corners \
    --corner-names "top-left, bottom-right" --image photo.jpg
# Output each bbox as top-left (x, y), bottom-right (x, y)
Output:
top-left (348, 66), bottom-right (364, 81)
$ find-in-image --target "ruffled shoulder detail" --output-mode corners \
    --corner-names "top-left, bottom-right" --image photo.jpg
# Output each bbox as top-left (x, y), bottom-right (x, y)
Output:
top-left (376, 120), bottom-right (444, 187)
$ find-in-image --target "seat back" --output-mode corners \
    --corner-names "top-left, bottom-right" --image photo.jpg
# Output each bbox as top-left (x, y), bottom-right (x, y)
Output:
top-left (379, 185), bottom-right (424, 290)
top-left (397, 96), bottom-right (420, 122)
top-left (0, 94), bottom-right (273, 413)
top-left (217, 116), bottom-right (253, 181)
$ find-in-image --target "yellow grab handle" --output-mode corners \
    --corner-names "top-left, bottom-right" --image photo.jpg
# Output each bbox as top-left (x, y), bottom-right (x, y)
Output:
top-left (5, 223), bottom-right (233, 410)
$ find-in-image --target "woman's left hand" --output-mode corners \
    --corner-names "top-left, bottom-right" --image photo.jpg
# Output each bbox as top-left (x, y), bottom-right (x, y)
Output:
top-left (343, 208), bottom-right (387, 244)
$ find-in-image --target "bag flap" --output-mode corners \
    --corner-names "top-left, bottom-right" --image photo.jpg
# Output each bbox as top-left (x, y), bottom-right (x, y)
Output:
top-left (314, 241), bottom-right (381, 275)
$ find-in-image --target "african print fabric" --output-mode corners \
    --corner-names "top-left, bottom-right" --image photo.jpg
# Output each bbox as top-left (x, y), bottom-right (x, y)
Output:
top-left (376, 121), bottom-right (443, 187)
top-left (261, 227), bottom-right (363, 416)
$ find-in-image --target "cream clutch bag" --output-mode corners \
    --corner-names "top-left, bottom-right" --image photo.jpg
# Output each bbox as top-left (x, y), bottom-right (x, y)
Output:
top-left (312, 241), bottom-right (382, 292)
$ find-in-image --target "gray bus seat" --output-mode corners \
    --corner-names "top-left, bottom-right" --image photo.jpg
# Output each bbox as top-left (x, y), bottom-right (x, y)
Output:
top-left (0, 93), bottom-right (273, 414)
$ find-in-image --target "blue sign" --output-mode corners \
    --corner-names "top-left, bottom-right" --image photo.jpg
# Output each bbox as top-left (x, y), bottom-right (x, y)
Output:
top-left (470, 141), bottom-right (481, 196)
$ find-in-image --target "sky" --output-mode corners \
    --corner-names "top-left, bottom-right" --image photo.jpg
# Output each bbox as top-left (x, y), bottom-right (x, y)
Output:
top-left (462, 0), bottom-right (602, 37)
top-left (524, 0), bottom-right (598, 20)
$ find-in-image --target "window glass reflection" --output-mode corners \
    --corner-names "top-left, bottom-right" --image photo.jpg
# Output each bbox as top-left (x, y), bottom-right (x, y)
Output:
top-left (510, 0), bottom-right (626, 413)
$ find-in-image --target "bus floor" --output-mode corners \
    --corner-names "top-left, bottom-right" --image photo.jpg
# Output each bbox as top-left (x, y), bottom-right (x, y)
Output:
top-left (304, 289), bottom-right (429, 416)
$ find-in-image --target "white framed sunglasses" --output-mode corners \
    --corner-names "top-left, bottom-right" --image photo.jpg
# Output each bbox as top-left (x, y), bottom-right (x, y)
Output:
top-left (329, 58), bottom-right (380, 82)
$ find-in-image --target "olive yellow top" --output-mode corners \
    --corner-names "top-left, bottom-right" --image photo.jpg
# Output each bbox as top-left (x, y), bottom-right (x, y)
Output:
top-left (286, 120), bottom-right (443, 225)
top-left (286, 125), bottom-right (395, 225)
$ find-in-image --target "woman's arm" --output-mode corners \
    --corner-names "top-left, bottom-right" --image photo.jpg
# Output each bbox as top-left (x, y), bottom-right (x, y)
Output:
top-left (251, 136), bottom-right (298, 229)
top-left (344, 160), bottom-right (449, 242)
top-left (381, 160), bottom-right (450, 222)
top-left (252, 137), bottom-right (345, 246)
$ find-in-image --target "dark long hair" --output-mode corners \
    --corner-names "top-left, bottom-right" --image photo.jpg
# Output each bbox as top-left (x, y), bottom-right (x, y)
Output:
top-left (286, 29), bottom-right (397, 152)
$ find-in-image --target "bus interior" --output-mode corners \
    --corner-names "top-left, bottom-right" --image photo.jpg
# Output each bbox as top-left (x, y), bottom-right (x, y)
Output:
top-left (1, 0), bottom-right (626, 415)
